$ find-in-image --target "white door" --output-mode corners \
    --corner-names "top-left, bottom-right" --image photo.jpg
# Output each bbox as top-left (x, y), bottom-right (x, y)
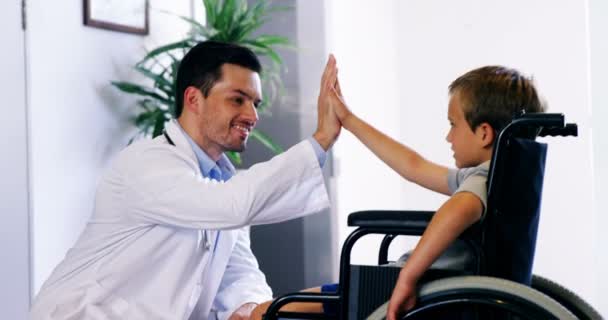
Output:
top-left (0, 0), bottom-right (31, 318)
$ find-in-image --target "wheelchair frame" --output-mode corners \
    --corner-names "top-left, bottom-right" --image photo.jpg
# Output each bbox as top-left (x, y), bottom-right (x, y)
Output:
top-left (264, 113), bottom-right (601, 320)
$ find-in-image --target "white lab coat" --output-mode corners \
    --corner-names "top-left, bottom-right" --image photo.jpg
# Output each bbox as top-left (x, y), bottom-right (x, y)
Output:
top-left (30, 120), bottom-right (330, 320)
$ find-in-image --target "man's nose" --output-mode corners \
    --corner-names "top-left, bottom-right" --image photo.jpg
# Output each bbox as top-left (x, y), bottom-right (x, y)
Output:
top-left (243, 101), bottom-right (259, 123)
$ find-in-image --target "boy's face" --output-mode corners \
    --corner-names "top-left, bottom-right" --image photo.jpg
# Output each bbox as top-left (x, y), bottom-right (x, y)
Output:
top-left (446, 93), bottom-right (491, 168)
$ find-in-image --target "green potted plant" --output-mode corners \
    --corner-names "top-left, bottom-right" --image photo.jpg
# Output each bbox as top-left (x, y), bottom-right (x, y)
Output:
top-left (112, 0), bottom-right (291, 165)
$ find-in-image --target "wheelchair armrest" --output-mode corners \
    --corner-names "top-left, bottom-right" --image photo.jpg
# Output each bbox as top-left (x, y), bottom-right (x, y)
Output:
top-left (347, 210), bottom-right (434, 234)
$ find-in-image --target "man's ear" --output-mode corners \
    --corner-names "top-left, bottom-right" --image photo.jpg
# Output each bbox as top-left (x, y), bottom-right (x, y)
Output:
top-left (183, 86), bottom-right (202, 115)
top-left (476, 122), bottom-right (495, 148)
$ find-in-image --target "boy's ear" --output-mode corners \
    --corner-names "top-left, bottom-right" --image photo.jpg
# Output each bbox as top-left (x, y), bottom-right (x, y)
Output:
top-left (476, 122), bottom-right (495, 148)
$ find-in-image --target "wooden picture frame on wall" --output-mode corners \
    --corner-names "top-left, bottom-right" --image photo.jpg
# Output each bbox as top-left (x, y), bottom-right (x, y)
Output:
top-left (83, 0), bottom-right (149, 35)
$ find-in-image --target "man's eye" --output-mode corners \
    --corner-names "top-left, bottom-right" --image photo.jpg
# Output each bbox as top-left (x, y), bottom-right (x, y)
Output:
top-left (233, 97), bottom-right (244, 105)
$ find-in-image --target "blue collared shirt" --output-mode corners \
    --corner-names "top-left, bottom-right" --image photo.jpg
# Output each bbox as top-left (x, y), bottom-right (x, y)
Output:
top-left (307, 137), bottom-right (327, 168)
top-left (176, 125), bottom-right (235, 182)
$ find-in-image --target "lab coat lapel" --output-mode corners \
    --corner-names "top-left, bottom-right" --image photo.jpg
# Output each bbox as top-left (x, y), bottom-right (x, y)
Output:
top-left (190, 229), bottom-right (238, 319)
top-left (164, 120), bottom-right (199, 173)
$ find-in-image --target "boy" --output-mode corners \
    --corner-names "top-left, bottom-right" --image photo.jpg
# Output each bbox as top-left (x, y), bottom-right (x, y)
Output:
top-left (252, 64), bottom-right (545, 320)
top-left (330, 65), bottom-right (546, 320)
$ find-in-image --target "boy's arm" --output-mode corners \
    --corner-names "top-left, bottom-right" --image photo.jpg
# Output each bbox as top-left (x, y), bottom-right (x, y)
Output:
top-left (385, 192), bottom-right (484, 320)
top-left (330, 83), bottom-right (450, 194)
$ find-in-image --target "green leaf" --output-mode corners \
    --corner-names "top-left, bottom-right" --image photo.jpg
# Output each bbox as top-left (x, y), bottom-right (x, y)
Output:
top-left (255, 35), bottom-right (290, 46)
top-left (134, 65), bottom-right (173, 91)
top-left (137, 99), bottom-right (159, 113)
top-left (152, 111), bottom-right (167, 138)
top-left (267, 4), bottom-right (293, 14)
top-left (251, 0), bottom-right (268, 17)
top-left (203, 0), bottom-right (219, 27)
top-left (134, 111), bottom-right (154, 127)
top-left (215, 0), bottom-right (237, 33)
top-left (226, 151), bottom-right (242, 165)
top-left (250, 129), bottom-right (283, 154)
top-left (245, 40), bottom-right (284, 67)
top-left (241, 39), bottom-right (284, 64)
top-left (179, 15), bottom-right (217, 39)
top-left (140, 40), bottom-right (194, 64)
top-left (135, 56), bottom-right (175, 91)
top-left (232, 20), bottom-right (266, 41)
top-left (111, 81), bottom-right (171, 105)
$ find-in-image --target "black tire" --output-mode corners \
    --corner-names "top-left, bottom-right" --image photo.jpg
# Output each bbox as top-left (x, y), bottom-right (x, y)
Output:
top-left (366, 276), bottom-right (576, 320)
top-left (532, 274), bottom-right (603, 320)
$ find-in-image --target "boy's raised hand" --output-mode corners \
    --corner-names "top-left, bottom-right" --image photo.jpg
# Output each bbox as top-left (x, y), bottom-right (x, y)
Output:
top-left (328, 75), bottom-right (353, 124)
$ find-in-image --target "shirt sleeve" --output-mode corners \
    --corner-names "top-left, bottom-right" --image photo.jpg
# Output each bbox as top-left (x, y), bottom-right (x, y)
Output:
top-left (446, 166), bottom-right (489, 217)
top-left (454, 174), bottom-right (488, 217)
top-left (447, 166), bottom-right (479, 194)
top-left (307, 136), bottom-right (327, 168)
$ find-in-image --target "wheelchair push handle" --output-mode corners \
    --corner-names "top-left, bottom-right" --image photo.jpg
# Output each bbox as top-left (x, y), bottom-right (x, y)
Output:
top-left (506, 113), bottom-right (577, 138)
top-left (510, 113), bottom-right (563, 130)
top-left (538, 123), bottom-right (578, 137)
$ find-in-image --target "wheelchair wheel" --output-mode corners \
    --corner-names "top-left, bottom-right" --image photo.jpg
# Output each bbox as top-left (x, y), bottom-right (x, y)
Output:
top-left (366, 276), bottom-right (576, 320)
top-left (531, 274), bottom-right (602, 320)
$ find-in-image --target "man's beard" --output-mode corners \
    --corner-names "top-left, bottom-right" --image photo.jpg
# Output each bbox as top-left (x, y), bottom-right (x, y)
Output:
top-left (223, 140), bottom-right (247, 153)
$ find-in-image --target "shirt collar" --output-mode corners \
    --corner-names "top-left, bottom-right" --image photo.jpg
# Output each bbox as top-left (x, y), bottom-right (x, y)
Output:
top-left (175, 122), bottom-right (235, 179)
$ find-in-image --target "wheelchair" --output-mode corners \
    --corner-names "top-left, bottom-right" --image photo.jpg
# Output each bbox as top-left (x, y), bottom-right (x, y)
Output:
top-left (263, 113), bottom-right (602, 319)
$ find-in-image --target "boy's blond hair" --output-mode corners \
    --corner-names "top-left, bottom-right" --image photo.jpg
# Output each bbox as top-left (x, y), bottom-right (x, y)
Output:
top-left (449, 66), bottom-right (546, 134)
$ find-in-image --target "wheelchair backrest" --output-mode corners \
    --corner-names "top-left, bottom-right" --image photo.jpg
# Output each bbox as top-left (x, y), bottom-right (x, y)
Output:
top-left (480, 113), bottom-right (576, 285)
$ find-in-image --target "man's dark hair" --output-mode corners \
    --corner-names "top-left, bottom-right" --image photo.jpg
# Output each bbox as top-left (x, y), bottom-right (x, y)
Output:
top-left (449, 66), bottom-right (546, 134)
top-left (174, 40), bottom-right (262, 117)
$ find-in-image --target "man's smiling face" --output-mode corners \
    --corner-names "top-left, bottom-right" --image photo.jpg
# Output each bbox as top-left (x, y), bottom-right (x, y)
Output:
top-left (194, 63), bottom-right (262, 159)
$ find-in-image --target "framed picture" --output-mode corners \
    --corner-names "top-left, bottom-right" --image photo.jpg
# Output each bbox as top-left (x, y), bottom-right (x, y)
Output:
top-left (83, 0), bottom-right (149, 35)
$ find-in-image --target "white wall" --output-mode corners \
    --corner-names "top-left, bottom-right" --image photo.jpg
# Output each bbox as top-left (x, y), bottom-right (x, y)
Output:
top-left (588, 0), bottom-right (608, 316)
top-left (328, 0), bottom-right (601, 314)
top-left (28, 0), bottom-right (195, 295)
top-left (0, 1), bottom-right (30, 318)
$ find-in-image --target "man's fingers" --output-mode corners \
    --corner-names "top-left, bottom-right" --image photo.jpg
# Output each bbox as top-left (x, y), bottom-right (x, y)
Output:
top-left (320, 55), bottom-right (330, 85)
top-left (324, 66), bottom-right (337, 95)
top-left (320, 54), bottom-right (336, 88)
top-left (327, 57), bottom-right (338, 90)
top-left (326, 66), bottom-right (338, 91)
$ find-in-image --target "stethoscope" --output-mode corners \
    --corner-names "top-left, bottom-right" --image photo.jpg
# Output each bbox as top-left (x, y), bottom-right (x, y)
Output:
top-left (163, 130), bottom-right (175, 146)
top-left (163, 128), bottom-right (217, 251)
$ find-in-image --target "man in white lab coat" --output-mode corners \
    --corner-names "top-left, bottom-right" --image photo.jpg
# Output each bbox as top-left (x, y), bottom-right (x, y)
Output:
top-left (30, 41), bottom-right (341, 320)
